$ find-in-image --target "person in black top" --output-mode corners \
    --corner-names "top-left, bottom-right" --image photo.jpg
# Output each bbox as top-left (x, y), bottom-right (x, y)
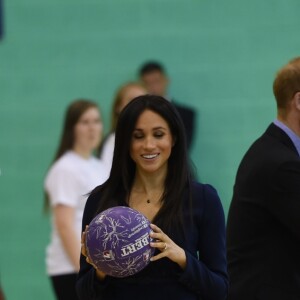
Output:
top-left (139, 61), bottom-right (196, 151)
top-left (77, 95), bottom-right (227, 300)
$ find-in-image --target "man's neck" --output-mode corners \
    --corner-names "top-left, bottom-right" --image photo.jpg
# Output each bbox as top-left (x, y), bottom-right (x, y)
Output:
top-left (277, 114), bottom-right (300, 137)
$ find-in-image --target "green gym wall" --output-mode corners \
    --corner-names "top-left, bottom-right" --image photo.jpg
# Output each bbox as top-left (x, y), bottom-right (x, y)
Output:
top-left (0, 1), bottom-right (299, 298)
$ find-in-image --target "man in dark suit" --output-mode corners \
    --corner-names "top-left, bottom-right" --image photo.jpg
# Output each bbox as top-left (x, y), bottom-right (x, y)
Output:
top-left (227, 57), bottom-right (300, 300)
top-left (139, 61), bottom-right (196, 150)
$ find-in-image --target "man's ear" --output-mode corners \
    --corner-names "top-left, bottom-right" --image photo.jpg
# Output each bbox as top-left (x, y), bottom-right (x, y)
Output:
top-left (295, 92), bottom-right (300, 110)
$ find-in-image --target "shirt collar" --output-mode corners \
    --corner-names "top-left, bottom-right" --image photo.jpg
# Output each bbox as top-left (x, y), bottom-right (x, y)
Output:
top-left (273, 119), bottom-right (300, 156)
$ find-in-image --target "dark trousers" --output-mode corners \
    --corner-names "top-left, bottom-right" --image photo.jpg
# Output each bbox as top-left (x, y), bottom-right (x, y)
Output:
top-left (50, 273), bottom-right (79, 300)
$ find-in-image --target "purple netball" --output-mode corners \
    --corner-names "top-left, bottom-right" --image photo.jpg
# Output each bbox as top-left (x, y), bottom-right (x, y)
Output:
top-left (85, 206), bottom-right (155, 278)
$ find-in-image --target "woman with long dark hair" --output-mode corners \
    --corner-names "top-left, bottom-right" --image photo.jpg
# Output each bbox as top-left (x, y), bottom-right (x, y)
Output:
top-left (44, 99), bottom-right (109, 300)
top-left (77, 95), bottom-right (228, 300)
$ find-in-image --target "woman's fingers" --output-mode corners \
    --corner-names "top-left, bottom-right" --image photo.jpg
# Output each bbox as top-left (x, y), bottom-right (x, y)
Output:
top-left (150, 223), bottom-right (166, 242)
top-left (150, 240), bottom-right (168, 251)
top-left (81, 226), bottom-right (88, 257)
top-left (80, 226), bottom-right (107, 277)
top-left (150, 251), bottom-right (167, 262)
top-left (81, 227), bottom-right (97, 269)
top-left (149, 223), bottom-right (187, 269)
top-left (150, 224), bottom-right (169, 252)
top-left (150, 223), bottom-right (162, 233)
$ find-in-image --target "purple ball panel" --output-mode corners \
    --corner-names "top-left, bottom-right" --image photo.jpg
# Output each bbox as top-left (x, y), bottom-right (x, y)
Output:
top-left (86, 206), bottom-right (155, 278)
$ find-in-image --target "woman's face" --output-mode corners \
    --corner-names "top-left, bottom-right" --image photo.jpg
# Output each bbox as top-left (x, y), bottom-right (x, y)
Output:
top-left (74, 107), bottom-right (102, 152)
top-left (130, 109), bottom-right (174, 176)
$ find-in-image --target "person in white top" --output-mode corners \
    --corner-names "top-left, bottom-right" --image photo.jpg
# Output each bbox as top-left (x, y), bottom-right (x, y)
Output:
top-left (100, 82), bottom-right (146, 169)
top-left (44, 99), bottom-right (109, 300)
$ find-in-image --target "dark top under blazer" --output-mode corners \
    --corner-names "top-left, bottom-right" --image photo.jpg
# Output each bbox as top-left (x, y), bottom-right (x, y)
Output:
top-left (172, 101), bottom-right (196, 150)
top-left (227, 123), bottom-right (300, 300)
top-left (77, 181), bottom-right (228, 300)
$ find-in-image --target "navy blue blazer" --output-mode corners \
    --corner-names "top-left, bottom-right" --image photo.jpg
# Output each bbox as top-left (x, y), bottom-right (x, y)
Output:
top-left (77, 181), bottom-right (228, 300)
top-left (227, 123), bottom-right (300, 300)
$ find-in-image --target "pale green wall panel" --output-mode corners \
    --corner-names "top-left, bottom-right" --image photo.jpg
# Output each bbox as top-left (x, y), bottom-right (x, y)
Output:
top-left (1, 1), bottom-right (300, 299)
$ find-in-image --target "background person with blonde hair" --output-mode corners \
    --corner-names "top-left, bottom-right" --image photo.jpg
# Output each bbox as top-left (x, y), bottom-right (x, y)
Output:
top-left (100, 82), bottom-right (146, 169)
top-left (44, 99), bottom-right (109, 300)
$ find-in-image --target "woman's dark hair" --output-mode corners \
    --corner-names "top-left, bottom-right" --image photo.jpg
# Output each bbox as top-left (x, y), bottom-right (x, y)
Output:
top-left (95, 95), bottom-right (192, 233)
top-left (44, 99), bottom-right (100, 212)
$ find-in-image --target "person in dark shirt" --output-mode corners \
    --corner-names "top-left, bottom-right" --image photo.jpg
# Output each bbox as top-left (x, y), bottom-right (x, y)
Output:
top-left (227, 57), bottom-right (300, 300)
top-left (139, 61), bottom-right (196, 151)
top-left (76, 95), bottom-right (227, 300)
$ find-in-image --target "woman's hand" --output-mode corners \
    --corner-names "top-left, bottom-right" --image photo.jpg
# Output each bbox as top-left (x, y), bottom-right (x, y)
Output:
top-left (81, 226), bottom-right (106, 281)
top-left (149, 224), bottom-right (187, 270)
